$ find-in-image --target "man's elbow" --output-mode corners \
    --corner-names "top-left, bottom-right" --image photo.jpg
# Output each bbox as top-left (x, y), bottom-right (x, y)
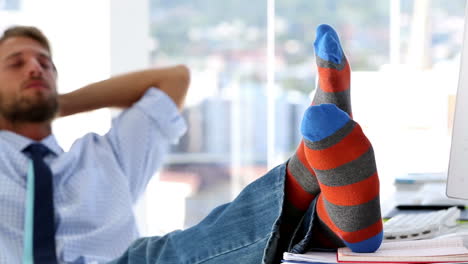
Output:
top-left (176, 64), bottom-right (191, 88)
top-left (161, 64), bottom-right (191, 110)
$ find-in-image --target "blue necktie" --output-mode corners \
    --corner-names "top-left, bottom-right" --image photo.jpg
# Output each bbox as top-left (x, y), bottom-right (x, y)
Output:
top-left (23, 143), bottom-right (58, 264)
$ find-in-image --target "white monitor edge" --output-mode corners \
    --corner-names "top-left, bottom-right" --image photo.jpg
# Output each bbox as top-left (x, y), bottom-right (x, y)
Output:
top-left (447, 1), bottom-right (468, 200)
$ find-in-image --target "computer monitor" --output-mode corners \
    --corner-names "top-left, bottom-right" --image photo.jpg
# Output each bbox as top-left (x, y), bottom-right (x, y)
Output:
top-left (446, 2), bottom-right (468, 200)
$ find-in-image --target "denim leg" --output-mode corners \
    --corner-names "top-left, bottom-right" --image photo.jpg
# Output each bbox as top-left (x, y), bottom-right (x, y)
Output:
top-left (108, 164), bottom-right (288, 264)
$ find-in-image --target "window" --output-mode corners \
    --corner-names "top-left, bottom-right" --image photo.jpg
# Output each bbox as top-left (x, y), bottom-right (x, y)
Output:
top-left (146, 0), bottom-right (270, 234)
top-left (0, 0), bottom-right (20, 11)
top-left (148, 0), bottom-right (466, 234)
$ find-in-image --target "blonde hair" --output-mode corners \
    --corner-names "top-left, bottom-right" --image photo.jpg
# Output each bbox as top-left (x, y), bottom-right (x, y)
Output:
top-left (0, 25), bottom-right (52, 56)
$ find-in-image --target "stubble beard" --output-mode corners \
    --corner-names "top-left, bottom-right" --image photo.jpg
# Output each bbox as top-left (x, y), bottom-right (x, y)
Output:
top-left (0, 90), bottom-right (59, 123)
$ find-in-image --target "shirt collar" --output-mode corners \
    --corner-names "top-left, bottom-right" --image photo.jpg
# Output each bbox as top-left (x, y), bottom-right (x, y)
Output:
top-left (0, 130), bottom-right (63, 156)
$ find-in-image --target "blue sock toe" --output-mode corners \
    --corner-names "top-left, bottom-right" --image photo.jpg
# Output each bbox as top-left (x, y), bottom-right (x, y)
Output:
top-left (316, 24), bottom-right (340, 40)
top-left (343, 231), bottom-right (383, 253)
top-left (314, 24), bottom-right (344, 65)
top-left (301, 104), bottom-right (350, 142)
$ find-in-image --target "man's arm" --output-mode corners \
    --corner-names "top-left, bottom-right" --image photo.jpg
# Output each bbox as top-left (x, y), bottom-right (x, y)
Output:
top-left (58, 65), bottom-right (190, 117)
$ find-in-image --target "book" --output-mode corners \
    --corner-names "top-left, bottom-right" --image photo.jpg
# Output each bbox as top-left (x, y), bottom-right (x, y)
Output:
top-left (337, 236), bottom-right (468, 263)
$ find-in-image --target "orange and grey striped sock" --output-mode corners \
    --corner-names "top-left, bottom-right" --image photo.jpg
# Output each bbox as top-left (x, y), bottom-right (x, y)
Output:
top-left (283, 24), bottom-right (351, 232)
top-left (301, 104), bottom-right (383, 253)
top-left (312, 24), bottom-right (352, 117)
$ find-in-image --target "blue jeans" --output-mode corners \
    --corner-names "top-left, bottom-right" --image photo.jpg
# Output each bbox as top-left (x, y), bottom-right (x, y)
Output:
top-left (108, 163), bottom-right (319, 264)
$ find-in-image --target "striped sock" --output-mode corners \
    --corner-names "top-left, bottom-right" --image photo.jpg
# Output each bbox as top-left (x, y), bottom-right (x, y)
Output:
top-left (280, 141), bottom-right (319, 252)
top-left (312, 24), bottom-right (352, 116)
top-left (283, 24), bottom-right (352, 234)
top-left (301, 104), bottom-right (383, 253)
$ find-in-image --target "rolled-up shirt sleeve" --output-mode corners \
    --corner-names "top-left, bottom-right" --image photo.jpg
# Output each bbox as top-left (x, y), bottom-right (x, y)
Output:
top-left (105, 87), bottom-right (187, 202)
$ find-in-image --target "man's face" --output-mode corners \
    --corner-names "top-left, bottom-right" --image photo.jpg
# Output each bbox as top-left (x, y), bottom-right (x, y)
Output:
top-left (0, 36), bottom-right (58, 123)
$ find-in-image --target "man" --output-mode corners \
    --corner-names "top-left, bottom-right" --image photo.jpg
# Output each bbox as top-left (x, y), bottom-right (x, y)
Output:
top-left (0, 24), bottom-right (383, 264)
top-left (0, 26), bottom-right (189, 263)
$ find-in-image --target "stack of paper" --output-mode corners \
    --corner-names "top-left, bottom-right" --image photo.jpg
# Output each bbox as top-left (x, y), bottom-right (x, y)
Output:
top-left (283, 236), bottom-right (468, 263)
top-left (283, 251), bottom-right (337, 263)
